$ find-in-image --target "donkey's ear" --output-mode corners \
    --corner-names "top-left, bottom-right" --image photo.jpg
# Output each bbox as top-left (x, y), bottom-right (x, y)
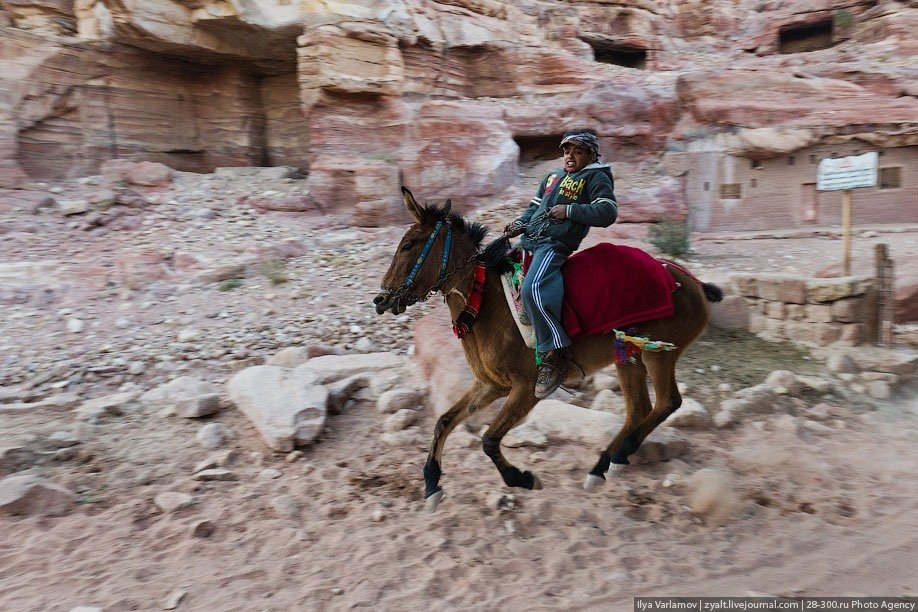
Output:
top-left (402, 186), bottom-right (424, 223)
top-left (443, 199), bottom-right (452, 216)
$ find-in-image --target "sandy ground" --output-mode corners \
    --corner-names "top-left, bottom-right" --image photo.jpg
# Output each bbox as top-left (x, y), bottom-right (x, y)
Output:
top-left (1, 169), bottom-right (917, 611)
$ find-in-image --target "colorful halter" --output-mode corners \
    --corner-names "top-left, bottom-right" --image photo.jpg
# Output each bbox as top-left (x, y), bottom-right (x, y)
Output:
top-left (382, 219), bottom-right (453, 308)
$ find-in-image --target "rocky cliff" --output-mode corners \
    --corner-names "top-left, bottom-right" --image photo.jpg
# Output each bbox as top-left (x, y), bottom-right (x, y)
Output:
top-left (1, 0), bottom-right (916, 222)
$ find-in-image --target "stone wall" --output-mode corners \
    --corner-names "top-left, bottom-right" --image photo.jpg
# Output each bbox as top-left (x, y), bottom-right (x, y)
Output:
top-left (731, 273), bottom-right (874, 348)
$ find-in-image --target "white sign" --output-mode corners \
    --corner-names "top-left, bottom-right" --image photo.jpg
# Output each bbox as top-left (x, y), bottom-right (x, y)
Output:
top-left (817, 152), bottom-right (878, 191)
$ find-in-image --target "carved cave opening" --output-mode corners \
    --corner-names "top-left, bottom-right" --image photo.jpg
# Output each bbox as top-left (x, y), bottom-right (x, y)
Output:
top-left (13, 56), bottom-right (310, 180)
top-left (778, 20), bottom-right (834, 54)
top-left (585, 41), bottom-right (647, 69)
top-left (514, 134), bottom-right (566, 164)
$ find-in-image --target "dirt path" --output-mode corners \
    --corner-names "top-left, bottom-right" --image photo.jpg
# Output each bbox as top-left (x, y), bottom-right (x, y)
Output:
top-left (1, 170), bottom-right (916, 611)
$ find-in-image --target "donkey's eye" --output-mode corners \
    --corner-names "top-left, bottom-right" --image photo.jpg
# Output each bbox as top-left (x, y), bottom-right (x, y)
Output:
top-left (400, 241), bottom-right (417, 252)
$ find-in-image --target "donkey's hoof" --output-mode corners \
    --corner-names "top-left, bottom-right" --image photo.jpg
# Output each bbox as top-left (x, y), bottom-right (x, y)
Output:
top-left (424, 489), bottom-right (444, 512)
top-left (606, 463), bottom-right (627, 478)
top-left (583, 474), bottom-right (605, 491)
top-left (529, 473), bottom-right (543, 490)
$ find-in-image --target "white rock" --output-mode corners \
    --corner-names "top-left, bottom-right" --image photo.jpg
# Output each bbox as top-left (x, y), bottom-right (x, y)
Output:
top-left (509, 400), bottom-right (623, 447)
top-left (196, 423), bottom-right (232, 449)
top-left (75, 391), bottom-right (140, 421)
top-left (592, 372), bottom-right (619, 392)
top-left (866, 380), bottom-right (891, 399)
top-left (141, 376), bottom-right (216, 409)
top-left (377, 388), bottom-right (420, 414)
top-left (380, 427), bottom-right (426, 446)
top-left (176, 393), bottom-right (221, 418)
top-left (164, 589), bottom-right (187, 610)
top-left (590, 389), bottom-right (617, 412)
top-left (177, 329), bottom-right (200, 342)
top-left (271, 495), bottom-right (299, 518)
top-left (665, 398), bottom-right (711, 428)
top-left (128, 361), bottom-right (146, 375)
top-left (0, 475), bottom-right (76, 516)
top-left (228, 365), bottom-right (328, 451)
top-left (66, 318), bottom-right (85, 333)
top-left (764, 370), bottom-right (801, 395)
top-left (154, 491), bottom-right (194, 513)
top-left (301, 352), bottom-right (406, 384)
top-left (259, 468), bottom-right (282, 480)
top-left (372, 509), bottom-right (385, 522)
top-left (266, 347), bottom-right (311, 368)
top-left (47, 431), bottom-right (80, 448)
top-left (383, 408), bottom-right (419, 432)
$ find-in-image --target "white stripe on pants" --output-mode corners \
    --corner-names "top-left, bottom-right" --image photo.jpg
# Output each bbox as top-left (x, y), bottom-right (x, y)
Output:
top-left (521, 244), bottom-right (570, 354)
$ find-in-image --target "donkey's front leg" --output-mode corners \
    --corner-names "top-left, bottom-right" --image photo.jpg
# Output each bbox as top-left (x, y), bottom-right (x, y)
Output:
top-left (424, 380), bottom-right (505, 511)
top-left (481, 384), bottom-right (541, 491)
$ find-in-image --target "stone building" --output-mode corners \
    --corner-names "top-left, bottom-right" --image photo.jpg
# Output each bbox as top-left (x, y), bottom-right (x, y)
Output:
top-left (665, 142), bottom-right (918, 232)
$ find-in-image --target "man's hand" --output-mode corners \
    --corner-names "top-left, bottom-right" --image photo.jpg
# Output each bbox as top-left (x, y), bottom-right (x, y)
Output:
top-left (547, 205), bottom-right (568, 220)
top-left (504, 220), bottom-right (525, 238)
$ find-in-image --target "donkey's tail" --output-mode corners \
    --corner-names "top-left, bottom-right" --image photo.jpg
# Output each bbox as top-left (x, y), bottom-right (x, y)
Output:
top-left (702, 283), bottom-right (724, 303)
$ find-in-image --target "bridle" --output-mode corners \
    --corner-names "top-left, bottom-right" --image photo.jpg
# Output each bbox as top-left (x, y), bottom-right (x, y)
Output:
top-left (379, 218), bottom-right (478, 308)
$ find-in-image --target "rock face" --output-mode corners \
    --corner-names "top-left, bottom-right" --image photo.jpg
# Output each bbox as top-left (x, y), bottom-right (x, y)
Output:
top-left (1, 0), bottom-right (915, 228)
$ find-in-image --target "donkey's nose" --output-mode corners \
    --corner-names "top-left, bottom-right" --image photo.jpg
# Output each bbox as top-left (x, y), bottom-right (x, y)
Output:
top-left (373, 292), bottom-right (390, 315)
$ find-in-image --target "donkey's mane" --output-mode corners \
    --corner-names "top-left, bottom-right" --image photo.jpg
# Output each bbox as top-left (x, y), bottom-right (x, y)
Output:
top-left (422, 203), bottom-right (489, 249)
top-left (422, 202), bottom-right (515, 274)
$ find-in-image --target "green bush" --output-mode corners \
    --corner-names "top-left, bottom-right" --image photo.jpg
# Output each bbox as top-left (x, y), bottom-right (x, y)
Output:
top-left (648, 217), bottom-right (691, 258)
top-left (260, 258), bottom-right (289, 285)
top-left (218, 278), bottom-right (243, 292)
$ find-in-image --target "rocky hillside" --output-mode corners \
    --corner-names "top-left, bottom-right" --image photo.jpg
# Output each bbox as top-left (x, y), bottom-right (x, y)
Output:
top-left (1, 0), bottom-right (916, 223)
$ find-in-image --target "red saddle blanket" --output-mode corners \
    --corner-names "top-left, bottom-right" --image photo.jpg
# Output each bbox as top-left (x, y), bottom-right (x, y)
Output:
top-left (530, 243), bottom-right (678, 338)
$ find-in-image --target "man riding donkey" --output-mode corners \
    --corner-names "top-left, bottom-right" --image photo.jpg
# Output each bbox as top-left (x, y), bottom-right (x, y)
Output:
top-left (504, 128), bottom-right (618, 398)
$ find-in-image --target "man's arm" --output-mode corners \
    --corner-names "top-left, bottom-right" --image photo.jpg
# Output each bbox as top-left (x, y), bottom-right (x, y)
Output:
top-left (567, 172), bottom-right (617, 227)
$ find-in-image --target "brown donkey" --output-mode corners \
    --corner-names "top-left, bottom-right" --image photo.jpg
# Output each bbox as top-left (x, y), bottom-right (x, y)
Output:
top-left (374, 188), bottom-right (723, 510)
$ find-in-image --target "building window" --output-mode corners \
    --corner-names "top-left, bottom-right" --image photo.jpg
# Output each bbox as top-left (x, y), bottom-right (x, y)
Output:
top-left (751, 178), bottom-right (757, 188)
top-left (750, 159), bottom-right (762, 169)
top-left (810, 154), bottom-right (817, 164)
top-left (788, 156), bottom-right (795, 166)
top-left (704, 182), bottom-right (710, 191)
top-left (879, 167), bottom-right (902, 189)
top-left (720, 183), bottom-right (742, 199)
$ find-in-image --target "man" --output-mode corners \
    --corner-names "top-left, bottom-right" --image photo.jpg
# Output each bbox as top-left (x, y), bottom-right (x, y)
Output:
top-left (505, 129), bottom-right (618, 398)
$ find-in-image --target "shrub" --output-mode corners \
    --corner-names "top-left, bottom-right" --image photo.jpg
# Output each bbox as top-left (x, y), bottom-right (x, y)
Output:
top-left (218, 278), bottom-right (243, 291)
top-left (648, 217), bottom-right (691, 258)
top-left (260, 258), bottom-right (289, 285)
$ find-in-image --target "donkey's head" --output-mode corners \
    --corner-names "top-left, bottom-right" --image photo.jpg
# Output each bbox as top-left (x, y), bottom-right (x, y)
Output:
top-left (374, 187), bottom-right (486, 316)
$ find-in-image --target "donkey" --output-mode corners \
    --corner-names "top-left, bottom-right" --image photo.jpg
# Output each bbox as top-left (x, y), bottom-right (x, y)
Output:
top-left (374, 188), bottom-right (723, 510)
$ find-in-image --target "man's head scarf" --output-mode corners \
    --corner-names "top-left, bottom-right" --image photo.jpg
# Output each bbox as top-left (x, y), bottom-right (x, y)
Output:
top-left (560, 130), bottom-right (601, 159)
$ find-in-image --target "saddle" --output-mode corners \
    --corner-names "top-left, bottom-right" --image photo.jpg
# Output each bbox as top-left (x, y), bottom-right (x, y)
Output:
top-left (502, 242), bottom-right (679, 349)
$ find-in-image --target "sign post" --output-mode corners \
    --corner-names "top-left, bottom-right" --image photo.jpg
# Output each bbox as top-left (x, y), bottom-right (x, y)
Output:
top-left (816, 152), bottom-right (878, 276)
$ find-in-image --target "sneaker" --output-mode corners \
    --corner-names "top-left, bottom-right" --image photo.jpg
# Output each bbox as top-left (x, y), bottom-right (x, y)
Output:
top-left (534, 351), bottom-right (567, 399)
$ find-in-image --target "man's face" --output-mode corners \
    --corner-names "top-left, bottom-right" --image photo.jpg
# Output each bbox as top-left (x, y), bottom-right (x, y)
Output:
top-left (562, 144), bottom-right (592, 173)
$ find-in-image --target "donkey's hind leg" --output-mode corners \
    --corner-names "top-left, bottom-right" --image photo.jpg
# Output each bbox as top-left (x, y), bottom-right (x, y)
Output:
top-left (481, 383), bottom-right (541, 491)
top-left (424, 380), bottom-right (506, 510)
top-left (584, 360), bottom-right (652, 490)
top-left (611, 350), bottom-right (683, 466)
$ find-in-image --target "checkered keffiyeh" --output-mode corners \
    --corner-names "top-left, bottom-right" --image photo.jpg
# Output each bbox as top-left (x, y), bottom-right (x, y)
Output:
top-left (560, 130), bottom-right (600, 157)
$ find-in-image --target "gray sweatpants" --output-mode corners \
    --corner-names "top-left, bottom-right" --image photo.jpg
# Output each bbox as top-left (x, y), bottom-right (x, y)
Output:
top-left (521, 242), bottom-right (571, 354)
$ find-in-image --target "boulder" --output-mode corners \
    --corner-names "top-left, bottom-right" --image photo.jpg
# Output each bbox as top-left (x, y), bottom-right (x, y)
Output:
top-left (0, 475), bottom-right (76, 516)
top-left (227, 365), bottom-right (328, 451)
top-left (302, 352), bottom-right (406, 385)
